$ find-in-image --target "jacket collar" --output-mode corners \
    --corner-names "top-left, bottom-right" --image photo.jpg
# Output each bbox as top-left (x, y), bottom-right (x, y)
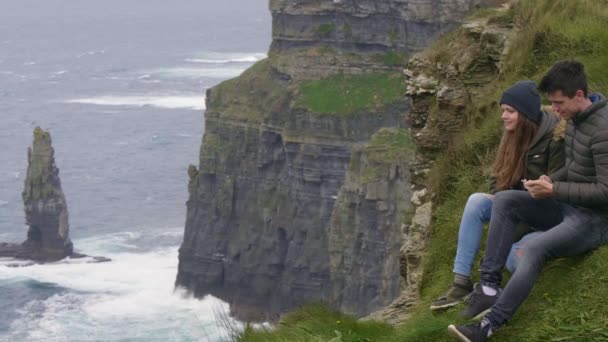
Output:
top-left (574, 98), bottom-right (608, 125)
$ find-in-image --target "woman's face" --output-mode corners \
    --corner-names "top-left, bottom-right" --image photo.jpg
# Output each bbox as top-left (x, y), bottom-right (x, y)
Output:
top-left (501, 104), bottom-right (519, 131)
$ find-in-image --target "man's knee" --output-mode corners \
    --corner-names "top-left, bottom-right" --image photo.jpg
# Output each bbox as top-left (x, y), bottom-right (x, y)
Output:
top-left (519, 239), bottom-right (550, 268)
top-left (494, 190), bottom-right (530, 210)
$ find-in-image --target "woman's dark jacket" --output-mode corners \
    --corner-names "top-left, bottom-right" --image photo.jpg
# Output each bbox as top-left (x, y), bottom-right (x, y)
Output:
top-left (488, 110), bottom-right (566, 194)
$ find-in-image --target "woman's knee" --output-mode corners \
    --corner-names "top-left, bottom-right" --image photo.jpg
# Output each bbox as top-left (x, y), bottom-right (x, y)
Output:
top-left (463, 193), bottom-right (492, 218)
top-left (466, 192), bottom-right (492, 207)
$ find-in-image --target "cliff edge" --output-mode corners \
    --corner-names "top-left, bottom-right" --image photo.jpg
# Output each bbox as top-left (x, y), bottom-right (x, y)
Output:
top-left (176, 0), bottom-right (494, 321)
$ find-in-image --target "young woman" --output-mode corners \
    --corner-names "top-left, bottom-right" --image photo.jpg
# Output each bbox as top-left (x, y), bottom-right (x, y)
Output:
top-left (430, 80), bottom-right (565, 311)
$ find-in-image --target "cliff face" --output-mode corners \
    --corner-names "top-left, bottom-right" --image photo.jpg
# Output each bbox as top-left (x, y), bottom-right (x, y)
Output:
top-left (328, 128), bottom-right (413, 316)
top-left (176, 0), bottom-right (495, 321)
top-left (271, 0), bottom-right (488, 51)
top-left (269, 0), bottom-right (490, 79)
top-left (177, 62), bottom-right (407, 320)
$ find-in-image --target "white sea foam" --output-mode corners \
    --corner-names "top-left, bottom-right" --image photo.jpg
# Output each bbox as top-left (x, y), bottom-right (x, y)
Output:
top-left (186, 52), bottom-right (266, 64)
top-left (76, 50), bottom-right (106, 58)
top-left (65, 95), bottom-right (206, 110)
top-left (152, 67), bottom-right (245, 79)
top-left (1, 228), bottom-right (238, 341)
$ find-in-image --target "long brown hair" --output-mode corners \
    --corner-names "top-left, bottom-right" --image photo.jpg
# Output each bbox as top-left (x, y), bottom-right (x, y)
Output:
top-left (492, 114), bottom-right (539, 190)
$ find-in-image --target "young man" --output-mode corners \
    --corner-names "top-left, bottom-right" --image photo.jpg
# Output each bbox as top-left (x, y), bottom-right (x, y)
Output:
top-left (448, 60), bottom-right (608, 342)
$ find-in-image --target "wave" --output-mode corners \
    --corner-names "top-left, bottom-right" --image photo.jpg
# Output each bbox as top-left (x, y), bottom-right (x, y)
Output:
top-left (1, 243), bottom-right (237, 341)
top-left (186, 52), bottom-right (266, 64)
top-left (0, 200), bottom-right (8, 207)
top-left (76, 50), bottom-right (106, 58)
top-left (65, 95), bottom-right (206, 110)
top-left (152, 67), bottom-right (245, 79)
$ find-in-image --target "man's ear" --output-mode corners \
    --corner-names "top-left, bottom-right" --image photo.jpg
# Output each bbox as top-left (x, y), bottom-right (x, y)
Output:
top-left (575, 89), bottom-right (586, 100)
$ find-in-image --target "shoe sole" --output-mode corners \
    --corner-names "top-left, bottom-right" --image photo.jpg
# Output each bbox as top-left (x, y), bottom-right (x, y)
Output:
top-left (447, 324), bottom-right (472, 342)
top-left (429, 301), bottom-right (460, 311)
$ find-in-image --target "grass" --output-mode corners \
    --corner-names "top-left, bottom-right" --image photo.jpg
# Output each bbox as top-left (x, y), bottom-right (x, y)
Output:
top-left (295, 73), bottom-right (405, 116)
top-left (373, 51), bottom-right (409, 67)
top-left (238, 0), bottom-right (608, 341)
top-left (207, 59), bottom-right (289, 122)
top-left (317, 23), bottom-right (336, 38)
top-left (355, 128), bottom-right (414, 182)
top-left (238, 305), bottom-right (395, 342)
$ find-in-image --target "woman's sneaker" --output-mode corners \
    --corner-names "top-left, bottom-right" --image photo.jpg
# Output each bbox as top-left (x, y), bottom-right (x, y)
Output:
top-left (430, 282), bottom-right (474, 311)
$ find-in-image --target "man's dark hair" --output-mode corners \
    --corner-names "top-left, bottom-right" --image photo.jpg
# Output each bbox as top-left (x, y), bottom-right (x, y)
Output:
top-left (538, 60), bottom-right (588, 97)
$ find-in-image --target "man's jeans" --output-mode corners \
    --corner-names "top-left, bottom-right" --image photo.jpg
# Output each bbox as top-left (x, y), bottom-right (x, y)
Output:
top-left (481, 190), bottom-right (608, 326)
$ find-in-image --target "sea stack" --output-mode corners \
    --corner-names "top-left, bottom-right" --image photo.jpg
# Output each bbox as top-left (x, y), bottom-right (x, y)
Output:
top-left (20, 127), bottom-right (73, 261)
top-left (0, 127), bottom-right (110, 264)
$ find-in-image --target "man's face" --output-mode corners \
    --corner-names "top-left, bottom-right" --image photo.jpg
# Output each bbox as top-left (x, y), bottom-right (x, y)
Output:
top-left (548, 90), bottom-right (584, 120)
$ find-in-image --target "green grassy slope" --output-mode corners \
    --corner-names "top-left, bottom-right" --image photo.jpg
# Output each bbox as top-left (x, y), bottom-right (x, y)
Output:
top-left (239, 0), bottom-right (608, 340)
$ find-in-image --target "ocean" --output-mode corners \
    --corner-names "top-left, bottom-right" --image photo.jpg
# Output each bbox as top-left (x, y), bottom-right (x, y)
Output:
top-left (0, 1), bottom-right (270, 340)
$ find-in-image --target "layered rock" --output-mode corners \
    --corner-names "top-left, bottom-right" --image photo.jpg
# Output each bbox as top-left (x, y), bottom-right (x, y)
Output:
top-left (328, 128), bottom-right (414, 316)
top-left (176, 61), bottom-right (408, 321)
top-left (176, 0), bottom-right (503, 321)
top-left (0, 128), bottom-right (109, 264)
top-left (405, 9), bottom-right (513, 151)
top-left (269, 0), bottom-right (494, 79)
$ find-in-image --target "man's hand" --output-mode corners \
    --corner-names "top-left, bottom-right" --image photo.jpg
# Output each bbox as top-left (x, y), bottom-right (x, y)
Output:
top-left (523, 175), bottom-right (554, 198)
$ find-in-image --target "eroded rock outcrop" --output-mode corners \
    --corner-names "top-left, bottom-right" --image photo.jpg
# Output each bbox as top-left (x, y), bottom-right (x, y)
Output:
top-left (367, 4), bottom-right (515, 324)
top-left (405, 8), bottom-right (513, 151)
top-left (0, 128), bottom-right (109, 264)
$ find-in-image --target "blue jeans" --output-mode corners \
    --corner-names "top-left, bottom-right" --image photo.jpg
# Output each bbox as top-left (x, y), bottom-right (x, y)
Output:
top-left (453, 193), bottom-right (493, 277)
top-left (453, 192), bottom-right (538, 277)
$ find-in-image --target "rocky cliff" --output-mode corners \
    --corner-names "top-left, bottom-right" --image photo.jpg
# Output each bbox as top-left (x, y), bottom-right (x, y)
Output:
top-left (176, 0), bottom-right (496, 321)
top-left (270, 0), bottom-right (491, 79)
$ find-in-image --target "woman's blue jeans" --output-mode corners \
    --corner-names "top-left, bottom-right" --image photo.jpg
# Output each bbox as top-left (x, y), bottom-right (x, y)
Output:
top-left (453, 193), bottom-right (494, 277)
top-left (453, 192), bottom-right (544, 277)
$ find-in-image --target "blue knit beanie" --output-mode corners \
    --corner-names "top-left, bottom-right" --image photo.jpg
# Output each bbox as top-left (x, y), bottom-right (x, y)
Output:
top-left (500, 80), bottom-right (542, 124)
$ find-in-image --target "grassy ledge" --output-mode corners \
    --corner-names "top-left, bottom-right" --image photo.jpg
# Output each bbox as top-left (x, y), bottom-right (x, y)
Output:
top-left (294, 73), bottom-right (405, 116)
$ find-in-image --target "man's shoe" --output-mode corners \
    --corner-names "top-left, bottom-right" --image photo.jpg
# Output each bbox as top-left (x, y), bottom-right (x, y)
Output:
top-left (460, 284), bottom-right (500, 319)
top-left (448, 318), bottom-right (493, 342)
top-left (430, 282), bottom-right (474, 311)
